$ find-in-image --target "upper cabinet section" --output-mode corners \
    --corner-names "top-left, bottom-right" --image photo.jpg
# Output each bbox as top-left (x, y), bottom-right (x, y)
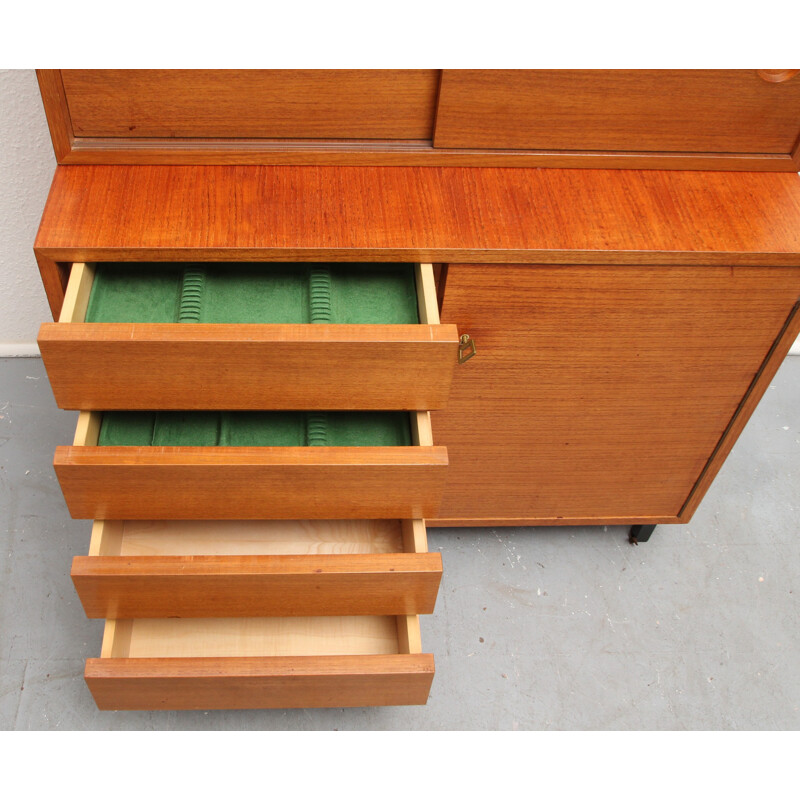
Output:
top-left (38, 69), bottom-right (800, 170)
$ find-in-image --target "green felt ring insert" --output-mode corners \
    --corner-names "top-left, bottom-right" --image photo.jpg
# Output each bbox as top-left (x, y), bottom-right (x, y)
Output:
top-left (88, 263), bottom-right (419, 447)
top-left (85, 263), bottom-right (420, 325)
top-left (97, 411), bottom-right (413, 448)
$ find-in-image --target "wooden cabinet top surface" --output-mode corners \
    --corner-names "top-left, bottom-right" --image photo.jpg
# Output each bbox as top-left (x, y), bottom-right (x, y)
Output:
top-left (35, 165), bottom-right (800, 267)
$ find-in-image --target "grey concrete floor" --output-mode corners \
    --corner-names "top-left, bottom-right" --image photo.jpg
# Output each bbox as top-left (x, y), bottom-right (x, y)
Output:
top-left (1, 356), bottom-right (798, 730)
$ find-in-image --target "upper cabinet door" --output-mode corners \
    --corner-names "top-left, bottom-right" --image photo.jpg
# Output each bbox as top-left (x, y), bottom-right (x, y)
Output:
top-left (60, 69), bottom-right (439, 140)
top-left (434, 69), bottom-right (800, 155)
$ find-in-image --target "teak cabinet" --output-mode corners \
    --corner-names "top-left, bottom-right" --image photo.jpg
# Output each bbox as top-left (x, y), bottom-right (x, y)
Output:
top-left (33, 69), bottom-right (800, 711)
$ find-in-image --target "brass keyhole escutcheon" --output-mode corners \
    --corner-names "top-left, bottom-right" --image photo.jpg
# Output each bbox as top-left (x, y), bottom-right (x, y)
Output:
top-left (458, 333), bottom-right (477, 364)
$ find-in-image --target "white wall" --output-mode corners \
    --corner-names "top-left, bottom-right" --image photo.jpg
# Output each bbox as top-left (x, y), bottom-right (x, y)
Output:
top-left (0, 69), bottom-right (56, 354)
top-left (0, 69), bottom-right (798, 355)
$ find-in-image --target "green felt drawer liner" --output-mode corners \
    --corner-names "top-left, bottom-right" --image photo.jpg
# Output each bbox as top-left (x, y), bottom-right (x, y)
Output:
top-left (97, 411), bottom-right (413, 448)
top-left (84, 263), bottom-right (420, 324)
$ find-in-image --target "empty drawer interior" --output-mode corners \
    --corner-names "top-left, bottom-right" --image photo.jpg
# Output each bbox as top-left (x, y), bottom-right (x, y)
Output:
top-left (102, 615), bottom-right (420, 658)
top-left (89, 517), bottom-right (428, 557)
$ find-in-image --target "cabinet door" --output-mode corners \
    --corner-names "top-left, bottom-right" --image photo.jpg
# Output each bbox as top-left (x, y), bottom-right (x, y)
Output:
top-left (434, 70), bottom-right (800, 155)
top-left (431, 265), bottom-right (800, 525)
top-left (60, 70), bottom-right (439, 140)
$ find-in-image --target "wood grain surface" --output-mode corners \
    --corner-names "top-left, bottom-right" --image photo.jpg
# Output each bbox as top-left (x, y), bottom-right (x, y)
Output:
top-left (431, 264), bottom-right (800, 523)
top-left (38, 322), bottom-right (460, 410)
top-left (54, 445), bottom-right (449, 519)
top-left (85, 653), bottom-right (435, 709)
top-left (435, 70), bottom-right (800, 154)
top-left (71, 553), bottom-right (442, 618)
top-left (60, 70), bottom-right (439, 139)
top-left (34, 166), bottom-right (800, 315)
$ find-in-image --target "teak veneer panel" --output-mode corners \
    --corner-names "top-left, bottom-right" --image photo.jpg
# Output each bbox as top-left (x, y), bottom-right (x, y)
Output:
top-left (60, 70), bottom-right (438, 140)
top-left (431, 264), bottom-right (800, 524)
top-left (34, 167), bottom-right (800, 314)
top-left (435, 70), bottom-right (800, 155)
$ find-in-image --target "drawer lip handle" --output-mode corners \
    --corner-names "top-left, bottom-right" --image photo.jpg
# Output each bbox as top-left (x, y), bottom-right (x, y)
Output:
top-left (757, 69), bottom-right (799, 83)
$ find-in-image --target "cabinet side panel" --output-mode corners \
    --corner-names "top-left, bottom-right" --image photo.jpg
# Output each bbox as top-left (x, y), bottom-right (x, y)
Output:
top-left (432, 264), bottom-right (800, 522)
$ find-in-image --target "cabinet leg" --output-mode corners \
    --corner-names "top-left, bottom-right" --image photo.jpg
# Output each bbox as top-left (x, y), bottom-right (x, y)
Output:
top-left (629, 524), bottom-right (656, 545)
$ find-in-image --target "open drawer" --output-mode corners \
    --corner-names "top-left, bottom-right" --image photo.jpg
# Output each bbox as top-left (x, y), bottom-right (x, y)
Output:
top-left (38, 262), bottom-right (459, 410)
top-left (54, 410), bottom-right (448, 519)
top-left (72, 517), bottom-right (441, 618)
top-left (85, 615), bottom-right (434, 709)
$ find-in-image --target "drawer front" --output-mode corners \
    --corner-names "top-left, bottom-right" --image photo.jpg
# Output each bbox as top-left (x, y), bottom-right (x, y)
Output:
top-left (72, 519), bottom-right (442, 618)
top-left (56, 412), bottom-right (447, 520)
top-left (73, 555), bottom-right (443, 617)
top-left (39, 263), bottom-right (459, 411)
top-left (55, 445), bottom-right (448, 520)
top-left (85, 654), bottom-right (435, 710)
top-left (85, 616), bottom-right (433, 710)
